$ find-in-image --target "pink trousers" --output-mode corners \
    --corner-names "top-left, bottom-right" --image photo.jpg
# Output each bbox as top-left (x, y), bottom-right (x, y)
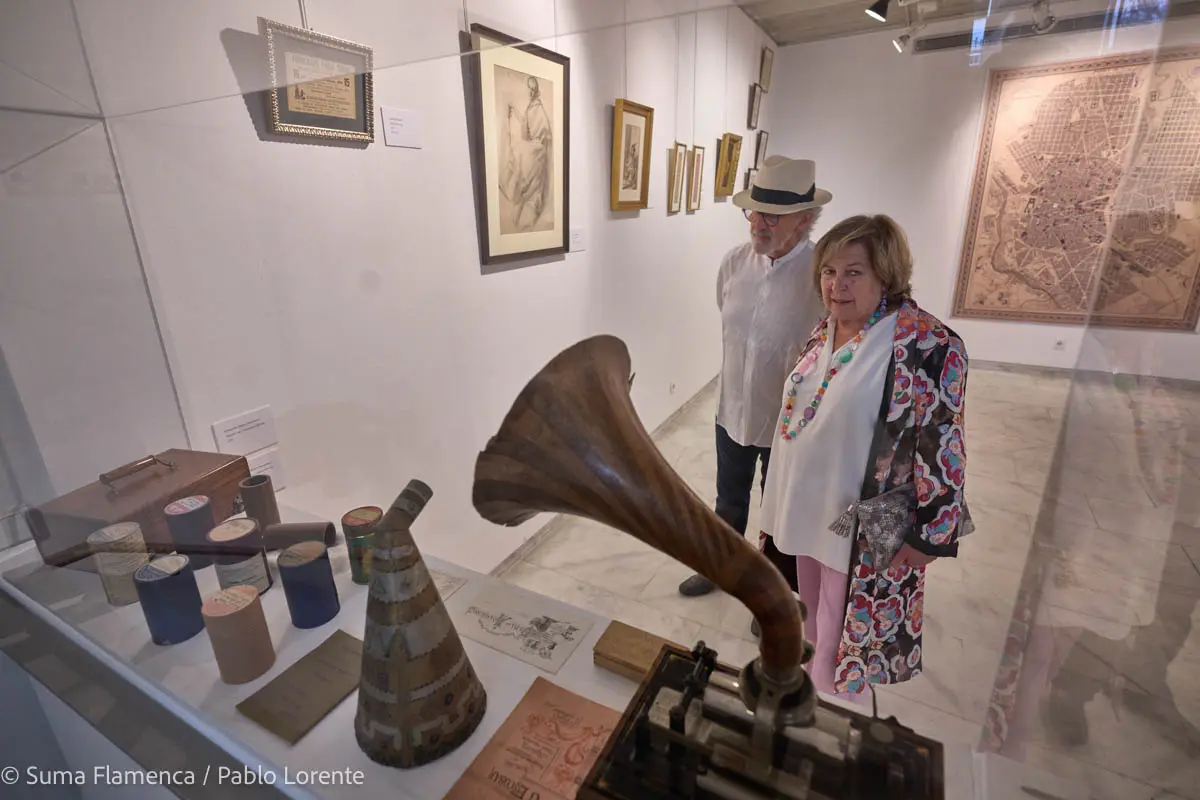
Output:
top-left (795, 555), bottom-right (871, 706)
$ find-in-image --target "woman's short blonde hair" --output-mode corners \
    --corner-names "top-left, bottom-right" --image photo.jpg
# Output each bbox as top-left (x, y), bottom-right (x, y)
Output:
top-left (812, 214), bottom-right (914, 300)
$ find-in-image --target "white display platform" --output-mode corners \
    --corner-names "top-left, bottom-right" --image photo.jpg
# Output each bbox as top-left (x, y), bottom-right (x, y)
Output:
top-left (0, 505), bottom-right (1070, 800)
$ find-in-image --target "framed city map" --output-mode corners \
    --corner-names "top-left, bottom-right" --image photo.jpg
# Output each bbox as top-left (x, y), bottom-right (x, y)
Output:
top-left (953, 48), bottom-right (1200, 331)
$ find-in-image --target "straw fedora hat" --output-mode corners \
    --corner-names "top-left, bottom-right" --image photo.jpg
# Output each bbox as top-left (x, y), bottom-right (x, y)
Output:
top-left (733, 156), bottom-right (832, 214)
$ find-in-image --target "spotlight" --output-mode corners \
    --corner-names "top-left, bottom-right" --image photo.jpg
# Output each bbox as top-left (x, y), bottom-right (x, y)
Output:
top-left (893, 33), bottom-right (911, 52)
top-left (866, 0), bottom-right (890, 22)
top-left (1031, 0), bottom-right (1057, 33)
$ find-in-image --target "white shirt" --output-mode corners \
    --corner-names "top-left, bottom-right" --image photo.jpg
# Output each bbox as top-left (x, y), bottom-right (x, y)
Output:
top-left (715, 240), bottom-right (825, 448)
top-left (761, 313), bottom-right (899, 570)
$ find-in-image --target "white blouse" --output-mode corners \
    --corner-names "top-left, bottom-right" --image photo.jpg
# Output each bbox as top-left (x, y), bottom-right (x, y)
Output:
top-left (761, 312), bottom-right (898, 572)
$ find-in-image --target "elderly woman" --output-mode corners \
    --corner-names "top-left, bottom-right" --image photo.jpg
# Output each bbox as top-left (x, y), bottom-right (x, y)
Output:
top-left (758, 214), bottom-right (969, 702)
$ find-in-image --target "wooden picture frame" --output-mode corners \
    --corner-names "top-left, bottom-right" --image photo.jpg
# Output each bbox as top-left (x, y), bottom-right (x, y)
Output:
top-left (760, 46), bottom-right (775, 92)
top-left (755, 130), bottom-right (769, 168)
top-left (686, 145), bottom-right (705, 212)
top-left (715, 133), bottom-right (742, 198)
top-left (466, 23), bottom-right (570, 265)
top-left (667, 142), bottom-right (687, 214)
top-left (748, 83), bottom-right (763, 129)
top-left (259, 17), bottom-right (374, 143)
top-left (611, 99), bottom-right (654, 211)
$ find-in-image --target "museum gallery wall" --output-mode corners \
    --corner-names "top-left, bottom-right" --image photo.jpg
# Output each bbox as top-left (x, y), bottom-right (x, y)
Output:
top-left (770, 1), bottom-right (1200, 381)
top-left (1, 0), bottom-right (773, 571)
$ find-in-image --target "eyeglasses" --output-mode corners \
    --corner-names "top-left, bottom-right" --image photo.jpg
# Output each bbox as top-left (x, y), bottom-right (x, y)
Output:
top-left (743, 208), bottom-right (781, 227)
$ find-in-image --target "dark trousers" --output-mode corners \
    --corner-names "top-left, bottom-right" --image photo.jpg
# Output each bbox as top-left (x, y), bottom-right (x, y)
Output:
top-left (714, 423), bottom-right (770, 537)
top-left (714, 424), bottom-right (799, 593)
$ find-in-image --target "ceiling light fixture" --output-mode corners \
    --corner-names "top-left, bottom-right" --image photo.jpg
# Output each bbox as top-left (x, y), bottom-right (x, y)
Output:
top-left (1031, 0), bottom-right (1058, 33)
top-left (866, 0), bottom-right (890, 22)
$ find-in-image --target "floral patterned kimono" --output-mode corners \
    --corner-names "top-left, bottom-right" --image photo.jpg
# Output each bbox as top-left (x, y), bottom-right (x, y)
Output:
top-left (794, 299), bottom-right (969, 692)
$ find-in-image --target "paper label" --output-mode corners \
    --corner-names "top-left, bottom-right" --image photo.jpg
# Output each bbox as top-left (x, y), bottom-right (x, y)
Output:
top-left (284, 52), bottom-right (358, 120)
top-left (215, 556), bottom-right (271, 594)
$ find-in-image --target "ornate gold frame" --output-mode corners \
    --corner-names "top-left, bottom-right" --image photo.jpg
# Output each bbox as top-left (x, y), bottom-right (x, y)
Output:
top-left (259, 17), bottom-right (375, 143)
top-left (611, 99), bottom-right (655, 211)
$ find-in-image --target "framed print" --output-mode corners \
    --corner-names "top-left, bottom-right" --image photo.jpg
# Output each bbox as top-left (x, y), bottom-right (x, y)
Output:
top-left (259, 17), bottom-right (374, 143)
top-left (687, 145), bottom-right (705, 212)
top-left (760, 47), bottom-right (775, 92)
top-left (748, 83), bottom-right (763, 129)
top-left (715, 133), bottom-right (742, 197)
top-left (745, 168), bottom-right (758, 190)
top-left (467, 24), bottom-right (570, 264)
top-left (755, 130), bottom-right (769, 168)
top-left (667, 141), bottom-right (687, 213)
top-left (611, 99), bottom-right (654, 211)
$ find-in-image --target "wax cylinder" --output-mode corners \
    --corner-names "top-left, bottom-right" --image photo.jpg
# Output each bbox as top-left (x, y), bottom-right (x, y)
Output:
top-left (207, 518), bottom-right (272, 595)
top-left (134, 555), bottom-right (205, 645)
top-left (263, 521), bottom-right (337, 551)
top-left (341, 506), bottom-right (382, 585)
top-left (278, 541), bottom-right (340, 629)
top-left (164, 495), bottom-right (215, 569)
top-left (87, 521), bottom-right (150, 606)
top-left (203, 585), bottom-right (276, 684)
top-left (239, 474), bottom-right (281, 529)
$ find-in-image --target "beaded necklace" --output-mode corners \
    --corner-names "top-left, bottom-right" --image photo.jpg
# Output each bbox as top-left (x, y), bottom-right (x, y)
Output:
top-left (780, 297), bottom-right (888, 441)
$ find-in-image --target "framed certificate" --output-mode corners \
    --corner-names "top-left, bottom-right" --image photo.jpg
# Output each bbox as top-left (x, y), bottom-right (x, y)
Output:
top-left (259, 17), bottom-right (374, 143)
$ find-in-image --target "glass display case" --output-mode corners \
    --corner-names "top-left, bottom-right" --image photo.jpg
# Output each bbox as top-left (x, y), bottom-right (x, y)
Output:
top-left (2, 1), bottom-right (1198, 798)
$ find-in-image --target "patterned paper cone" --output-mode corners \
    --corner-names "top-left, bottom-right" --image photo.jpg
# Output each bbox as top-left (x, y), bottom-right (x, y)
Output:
top-left (354, 480), bottom-right (487, 768)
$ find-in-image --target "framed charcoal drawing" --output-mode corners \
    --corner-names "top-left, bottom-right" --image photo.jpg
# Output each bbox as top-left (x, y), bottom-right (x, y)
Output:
top-left (259, 17), bottom-right (374, 143)
top-left (748, 83), bottom-right (763, 129)
top-left (755, 130), bottom-right (769, 168)
top-left (745, 168), bottom-right (758, 190)
top-left (715, 133), bottom-right (742, 198)
top-left (668, 141), bottom-right (687, 214)
top-left (760, 46), bottom-right (775, 92)
top-left (687, 145), bottom-right (705, 212)
top-left (466, 24), bottom-right (570, 265)
top-left (611, 99), bottom-right (654, 211)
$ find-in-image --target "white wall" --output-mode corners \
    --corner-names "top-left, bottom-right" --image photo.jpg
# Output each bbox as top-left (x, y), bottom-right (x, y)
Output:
top-left (55, 0), bottom-right (775, 572)
top-left (772, 1), bottom-right (1200, 380)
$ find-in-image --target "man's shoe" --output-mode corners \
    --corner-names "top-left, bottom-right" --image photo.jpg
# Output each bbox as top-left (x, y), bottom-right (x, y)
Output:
top-left (678, 574), bottom-right (715, 597)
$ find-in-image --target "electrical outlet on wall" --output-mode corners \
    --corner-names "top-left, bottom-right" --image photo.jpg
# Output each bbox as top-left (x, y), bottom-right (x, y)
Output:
top-left (669, 383), bottom-right (676, 395)
top-left (1053, 339), bottom-right (1066, 351)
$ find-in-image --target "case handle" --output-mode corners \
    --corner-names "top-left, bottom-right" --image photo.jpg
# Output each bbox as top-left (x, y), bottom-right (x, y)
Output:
top-left (100, 455), bottom-right (177, 492)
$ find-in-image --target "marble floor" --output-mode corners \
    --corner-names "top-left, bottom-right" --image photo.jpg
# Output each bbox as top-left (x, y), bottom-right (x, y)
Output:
top-left (494, 363), bottom-right (1200, 800)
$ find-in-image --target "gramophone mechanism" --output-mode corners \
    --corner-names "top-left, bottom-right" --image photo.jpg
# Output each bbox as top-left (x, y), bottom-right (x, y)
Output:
top-left (583, 643), bottom-right (944, 800)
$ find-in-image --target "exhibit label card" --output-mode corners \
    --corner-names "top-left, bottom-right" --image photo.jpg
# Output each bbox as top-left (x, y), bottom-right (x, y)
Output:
top-left (444, 677), bottom-right (618, 800)
top-left (454, 583), bottom-right (593, 674)
top-left (211, 405), bottom-right (278, 455)
top-left (236, 629), bottom-right (361, 744)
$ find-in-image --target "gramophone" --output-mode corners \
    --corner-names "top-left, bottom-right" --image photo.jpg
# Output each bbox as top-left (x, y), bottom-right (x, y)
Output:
top-left (473, 336), bottom-right (944, 800)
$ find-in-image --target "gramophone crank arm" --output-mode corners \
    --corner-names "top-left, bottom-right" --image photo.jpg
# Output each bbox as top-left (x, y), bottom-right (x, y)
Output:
top-left (473, 335), bottom-right (810, 703)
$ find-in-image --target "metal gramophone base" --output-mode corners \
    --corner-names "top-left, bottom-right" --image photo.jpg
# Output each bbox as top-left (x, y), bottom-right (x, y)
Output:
top-left (579, 643), bottom-right (945, 800)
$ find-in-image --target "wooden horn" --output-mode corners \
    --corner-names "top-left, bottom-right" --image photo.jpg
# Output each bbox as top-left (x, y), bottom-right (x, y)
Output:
top-left (472, 335), bottom-right (805, 687)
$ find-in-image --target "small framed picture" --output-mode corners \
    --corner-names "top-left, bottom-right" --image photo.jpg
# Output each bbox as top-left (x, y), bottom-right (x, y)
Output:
top-left (748, 83), bottom-right (763, 129)
top-left (745, 168), bottom-right (758, 190)
top-left (760, 47), bottom-right (775, 92)
top-left (668, 141), bottom-right (687, 214)
top-left (687, 145), bottom-right (705, 212)
top-left (611, 99), bottom-right (654, 210)
top-left (755, 130), bottom-right (769, 168)
top-left (715, 133), bottom-right (742, 198)
top-left (259, 17), bottom-right (374, 143)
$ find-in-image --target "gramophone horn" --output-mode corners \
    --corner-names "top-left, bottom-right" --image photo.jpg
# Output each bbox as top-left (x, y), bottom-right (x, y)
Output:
top-left (473, 335), bottom-right (805, 689)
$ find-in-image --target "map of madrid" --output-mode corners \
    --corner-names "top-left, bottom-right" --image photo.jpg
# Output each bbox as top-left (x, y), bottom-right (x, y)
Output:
top-left (954, 49), bottom-right (1200, 330)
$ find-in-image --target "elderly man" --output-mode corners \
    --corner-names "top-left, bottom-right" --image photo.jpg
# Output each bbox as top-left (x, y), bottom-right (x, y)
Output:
top-left (679, 156), bottom-right (831, 597)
